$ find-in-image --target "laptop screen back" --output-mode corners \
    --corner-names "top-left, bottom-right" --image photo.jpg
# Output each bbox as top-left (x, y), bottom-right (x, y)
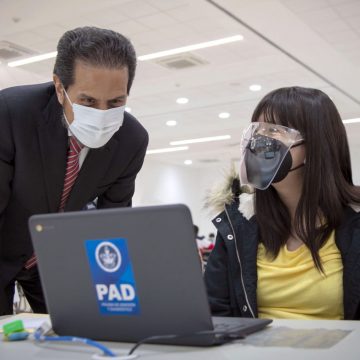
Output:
top-left (29, 204), bottom-right (214, 343)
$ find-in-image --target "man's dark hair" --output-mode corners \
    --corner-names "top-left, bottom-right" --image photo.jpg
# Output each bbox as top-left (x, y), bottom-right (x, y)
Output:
top-left (54, 26), bottom-right (137, 94)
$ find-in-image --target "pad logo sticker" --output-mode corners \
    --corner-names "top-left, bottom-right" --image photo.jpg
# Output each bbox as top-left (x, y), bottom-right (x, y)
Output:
top-left (85, 238), bottom-right (140, 315)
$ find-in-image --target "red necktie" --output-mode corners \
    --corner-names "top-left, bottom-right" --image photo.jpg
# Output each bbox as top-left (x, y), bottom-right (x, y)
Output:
top-left (25, 136), bottom-right (83, 270)
top-left (58, 136), bottom-right (83, 211)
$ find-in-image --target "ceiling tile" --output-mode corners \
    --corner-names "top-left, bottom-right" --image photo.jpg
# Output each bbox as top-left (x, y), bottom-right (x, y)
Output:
top-left (117, 1), bottom-right (159, 18)
top-left (335, 1), bottom-right (360, 17)
top-left (145, 0), bottom-right (189, 11)
top-left (136, 12), bottom-right (178, 29)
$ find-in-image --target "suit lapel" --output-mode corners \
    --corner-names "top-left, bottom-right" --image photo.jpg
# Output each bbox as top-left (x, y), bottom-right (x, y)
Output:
top-left (38, 94), bottom-right (68, 212)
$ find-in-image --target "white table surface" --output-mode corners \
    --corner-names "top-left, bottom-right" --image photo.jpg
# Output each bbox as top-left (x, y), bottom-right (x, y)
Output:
top-left (1, 314), bottom-right (359, 360)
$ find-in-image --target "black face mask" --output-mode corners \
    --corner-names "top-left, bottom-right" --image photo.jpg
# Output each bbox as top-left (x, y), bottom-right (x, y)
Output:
top-left (244, 134), bottom-right (301, 189)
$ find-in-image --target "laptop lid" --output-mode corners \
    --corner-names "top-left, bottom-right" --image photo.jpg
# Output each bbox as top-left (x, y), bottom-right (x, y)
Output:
top-left (29, 204), bottom-right (270, 346)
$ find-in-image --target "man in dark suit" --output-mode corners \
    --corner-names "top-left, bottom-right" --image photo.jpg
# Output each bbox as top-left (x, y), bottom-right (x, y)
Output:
top-left (0, 27), bottom-right (148, 315)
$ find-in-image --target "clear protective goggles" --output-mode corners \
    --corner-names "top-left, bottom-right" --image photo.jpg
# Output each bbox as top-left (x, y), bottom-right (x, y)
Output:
top-left (239, 122), bottom-right (304, 190)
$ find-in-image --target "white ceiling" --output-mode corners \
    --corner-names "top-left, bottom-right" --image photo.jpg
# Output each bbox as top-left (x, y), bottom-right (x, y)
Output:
top-left (1, 0), bottom-right (360, 168)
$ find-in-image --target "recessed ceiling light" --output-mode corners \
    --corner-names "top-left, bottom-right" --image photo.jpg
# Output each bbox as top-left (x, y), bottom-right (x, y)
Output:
top-left (343, 118), bottom-right (360, 124)
top-left (218, 112), bottom-right (230, 119)
top-left (146, 146), bottom-right (189, 155)
top-left (8, 51), bottom-right (58, 67)
top-left (166, 120), bottom-right (177, 126)
top-left (125, 107), bottom-right (132, 113)
top-left (184, 160), bottom-right (193, 165)
top-left (176, 97), bottom-right (189, 104)
top-left (249, 84), bottom-right (262, 92)
top-left (138, 35), bottom-right (244, 61)
top-left (170, 135), bottom-right (231, 146)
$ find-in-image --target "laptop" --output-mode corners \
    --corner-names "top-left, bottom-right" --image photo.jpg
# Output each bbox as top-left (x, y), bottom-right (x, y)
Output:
top-left (28, 204), bottom-right (272, 346)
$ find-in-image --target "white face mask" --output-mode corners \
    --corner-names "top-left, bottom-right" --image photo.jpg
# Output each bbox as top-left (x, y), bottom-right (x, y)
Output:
top-left (63, 88), bottom-right (125, 148)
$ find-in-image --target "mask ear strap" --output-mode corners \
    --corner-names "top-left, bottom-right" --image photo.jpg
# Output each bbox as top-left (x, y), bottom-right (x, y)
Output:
top-left (62, 86), bottom-right (73, 106)
top-left (289, 163), bottom-right (305, 173)
top-left (291, 140), bottom-right (305, 148)
top-left (289, 140), bottom-right (305, 172)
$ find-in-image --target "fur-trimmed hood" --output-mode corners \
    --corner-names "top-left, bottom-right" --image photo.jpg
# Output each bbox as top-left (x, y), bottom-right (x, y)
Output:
top-left (204, 169), bottom-right (255, 220)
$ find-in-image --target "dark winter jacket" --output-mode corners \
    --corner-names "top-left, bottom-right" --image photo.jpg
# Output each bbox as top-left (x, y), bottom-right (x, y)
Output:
top-left (204, 191), bottom-right (360, 320)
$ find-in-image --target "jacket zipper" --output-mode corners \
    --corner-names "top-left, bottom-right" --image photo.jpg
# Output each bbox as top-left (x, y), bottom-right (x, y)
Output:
top-left (224, 207), bottom-right (255, 318)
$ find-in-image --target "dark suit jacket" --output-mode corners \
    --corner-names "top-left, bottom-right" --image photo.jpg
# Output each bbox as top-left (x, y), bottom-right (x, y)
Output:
top-left (0, 82), bottom-right (148, 283)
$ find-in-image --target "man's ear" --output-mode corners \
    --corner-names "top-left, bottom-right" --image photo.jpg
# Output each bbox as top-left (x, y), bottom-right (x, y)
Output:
top-left (53, 74), bottom-right (64, 105)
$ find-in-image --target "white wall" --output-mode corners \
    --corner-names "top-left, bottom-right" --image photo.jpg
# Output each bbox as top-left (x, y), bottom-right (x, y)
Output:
top-left (133, 158), bottom-right (229, 238)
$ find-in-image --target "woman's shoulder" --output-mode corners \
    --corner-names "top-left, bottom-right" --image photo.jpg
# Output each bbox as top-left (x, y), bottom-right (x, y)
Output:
top-left (342, 204), bottom-right (360, 231)
top-left (336, 205), bottom-right (360, 244)
top-left (349, 203), bottom-right (360, 214)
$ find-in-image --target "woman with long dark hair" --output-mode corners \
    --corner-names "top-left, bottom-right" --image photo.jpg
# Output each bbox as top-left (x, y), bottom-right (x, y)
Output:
top-left (204, 87), bottom-right (360, 320)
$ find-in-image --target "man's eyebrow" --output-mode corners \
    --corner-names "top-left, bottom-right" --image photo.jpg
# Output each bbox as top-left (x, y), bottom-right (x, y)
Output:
top-left (108, 95), bottom-right (127, 102)
top-left (77, 94), bottom-right (127, 101)
top-left (78, 93), bottom-right (96, 99)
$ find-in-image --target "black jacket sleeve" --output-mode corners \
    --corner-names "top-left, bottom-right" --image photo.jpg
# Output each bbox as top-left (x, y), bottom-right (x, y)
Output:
top-left (0, 92), bottom-right (15, 225)
top-left (204, 231), bottom-right (233, 316)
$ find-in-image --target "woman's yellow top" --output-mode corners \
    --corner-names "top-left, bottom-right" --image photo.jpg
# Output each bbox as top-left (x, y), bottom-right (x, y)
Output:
top-left (257, 231), bottom-right (344, 319)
